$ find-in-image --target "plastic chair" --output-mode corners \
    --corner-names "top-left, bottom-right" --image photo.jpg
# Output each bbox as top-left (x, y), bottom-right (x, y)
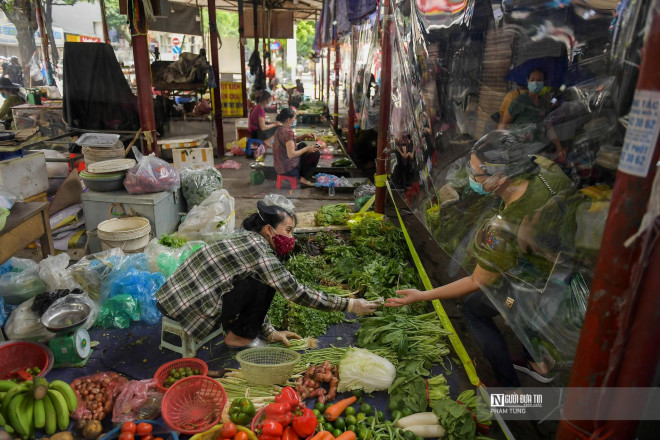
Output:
top-left (276, 175), bottom-right (298, 189)
top-left (160, 316), bottom-right (224, 358)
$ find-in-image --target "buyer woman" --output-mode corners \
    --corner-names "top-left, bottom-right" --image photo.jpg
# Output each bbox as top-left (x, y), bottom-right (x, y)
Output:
top-left (248, 91), bottom-right (279, 146)
top-left (272, 107), bottom-right (320, 187)
top-left (157, 201), bottom-right (380, 348)
top-left (386, 130), bottom-right (577, 388)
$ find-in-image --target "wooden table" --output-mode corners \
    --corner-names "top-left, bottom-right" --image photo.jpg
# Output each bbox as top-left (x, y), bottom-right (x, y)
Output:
top-left (0, 202), bottom-right (53, 265)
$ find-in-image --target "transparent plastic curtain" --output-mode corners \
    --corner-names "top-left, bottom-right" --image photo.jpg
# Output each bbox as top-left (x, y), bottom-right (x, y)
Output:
top-left (384, 0), bottom-right (646, 375)
top-left (351, 15), bottom-right (380, 130)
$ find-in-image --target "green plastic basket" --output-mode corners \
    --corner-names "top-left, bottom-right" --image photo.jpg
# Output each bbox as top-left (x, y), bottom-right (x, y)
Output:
top-left (236, 347), bottom-right (301, 386)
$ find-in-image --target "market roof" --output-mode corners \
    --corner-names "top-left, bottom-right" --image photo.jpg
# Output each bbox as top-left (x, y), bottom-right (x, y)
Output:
top-left (168, 0), bottom-right (323, 21)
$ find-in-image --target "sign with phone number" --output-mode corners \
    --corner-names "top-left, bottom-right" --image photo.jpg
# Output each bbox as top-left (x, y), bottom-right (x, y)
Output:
top-left (618, 90), bottom-right (660, 178)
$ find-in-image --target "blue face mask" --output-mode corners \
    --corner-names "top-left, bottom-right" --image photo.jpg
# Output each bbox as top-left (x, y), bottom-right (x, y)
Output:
top-left (469, 176), bottom-right (494, 195)
top-left (292, 120), bottom-right (297, 127)
top-left (0, 93), bottom-right (6, 99)
top-left (354, 124), bottom-right (360, 130)
top-left (528, 81), bottom-right (544, 94)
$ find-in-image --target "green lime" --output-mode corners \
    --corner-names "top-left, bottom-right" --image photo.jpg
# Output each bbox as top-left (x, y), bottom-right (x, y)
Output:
top-left (360, 404), bottom-right (373, 416)
top-left (332, 429), bottom-right (343, 438)
top-left (317, 415), bottom-right (326, 424)
top-left (356, 413), bottom-right (366, 422)
top-left (178, 367), bottom-right (185, 373)
top-left (401, 408), bottom-right (414, 417)
top-left (365, 417), bottom-right (374, 426)
top-left (334, 417), bottom-right (346, 430)
top-left (315, 402), bottom-right (326, 412)
top-left (357, 426), bottom-right (369, 440)
top-left (346, 425), bottom-right (357, 433)
top-left (324, 423), bottom-right (334, 432)
top-left (344, 406), bottom-right (356, 416)
top-left (170, 369), bottom-right (176, 375)
top-left (388, 400), bottom-right (401, 412)
top-left (33, 367), bottom-right (41, 374)
top-left (345, 415), bottom-right (357, 426)
top-left (403, 431), bottom-right (416, 440)
top-left (313, 409), bottom-right (322, 417)
top-left (193, 369), bottom-right (200, 375)
top-left (415, 436), bottom-right (424, 440)
top-left (376, 411), bottom-right (385, 422)
top-left (390, 410), bottom-right (402, 421)
top-left (172, 372), bottom-right (181, 379)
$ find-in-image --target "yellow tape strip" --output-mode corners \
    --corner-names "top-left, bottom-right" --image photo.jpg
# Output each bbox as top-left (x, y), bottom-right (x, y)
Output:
top-left (385, 181), bottom-right (481, 386)
top-left (358, 195), bottom-right (375, 213)
top-left (374, 174), bottom-right (387, 188)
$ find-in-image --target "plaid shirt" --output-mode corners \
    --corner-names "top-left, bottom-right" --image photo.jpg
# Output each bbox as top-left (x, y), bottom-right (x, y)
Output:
top-left (156, 231), bottom-right (349, 340)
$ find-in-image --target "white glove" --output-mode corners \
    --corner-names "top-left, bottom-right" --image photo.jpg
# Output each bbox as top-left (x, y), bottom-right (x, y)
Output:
top-left (348, 298), bottom-right (380, 316)
top-left (267, 330), bottom-right (302, 346)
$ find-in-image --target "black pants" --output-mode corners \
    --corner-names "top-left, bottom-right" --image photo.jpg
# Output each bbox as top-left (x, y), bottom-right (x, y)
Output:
top-left (282, 142), bottom-right (320, 180)
top-left (220, 276), bottom-right (276, 339)
top-left (462, 290), bottom-right (531, 388)
top-left (158, 276), bottom-right (275, 340)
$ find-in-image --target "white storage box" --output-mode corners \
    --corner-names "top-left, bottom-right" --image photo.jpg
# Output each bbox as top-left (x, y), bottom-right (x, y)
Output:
top-left (81, 189), bottom-right (185, 253)
top-left (0, 151), bottom-right (48, 199)
top-left (172, 147), bottom-right (214, 171)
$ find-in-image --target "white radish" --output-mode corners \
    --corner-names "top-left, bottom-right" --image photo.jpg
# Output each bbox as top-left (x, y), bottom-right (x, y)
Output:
top-left (395, 412), bottom-right (440, 429)
top-left (404, 425), bottom-right (446, 438)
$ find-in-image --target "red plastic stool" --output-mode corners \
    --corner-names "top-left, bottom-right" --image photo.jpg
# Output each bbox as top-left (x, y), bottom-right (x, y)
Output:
top-left (276, 175), bottom-right (298, 189)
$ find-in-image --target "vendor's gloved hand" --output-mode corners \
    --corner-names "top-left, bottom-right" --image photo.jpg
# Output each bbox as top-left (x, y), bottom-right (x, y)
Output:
top-left (267, 330), bottom-right (302, 346)
top-left (348, 298), bottom-right (380, 316)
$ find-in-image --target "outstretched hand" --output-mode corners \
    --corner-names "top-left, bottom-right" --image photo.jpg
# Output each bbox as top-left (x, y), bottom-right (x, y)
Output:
top-left (385, 289), bottom-right (423, 307)
top-left (267, 330), bottom-right (302, 346)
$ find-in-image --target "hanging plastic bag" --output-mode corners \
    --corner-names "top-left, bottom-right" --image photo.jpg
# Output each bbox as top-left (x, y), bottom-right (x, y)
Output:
top-left (112, 379), bottom-right (163, 423)
top-left (177, 189), bottom-right (235, 242)
top-left (124, 146), bottom-right (180, 194)
top-left (97, 294), bottom-right (140, 329)
top-left (354, 185), bottom-right (376, 212)
top-left (0, 258), bottom-right (48, 305)
top-left (48, 292), bottom-right (99, 330)
top-left (180, 167), bottom-right (223, 209)
top-left (4, 297), bottom-right (56, 342)
top-left (69, 249), bottom-right (125, 301)
top-left (38, 253), bottom-right (81, 291)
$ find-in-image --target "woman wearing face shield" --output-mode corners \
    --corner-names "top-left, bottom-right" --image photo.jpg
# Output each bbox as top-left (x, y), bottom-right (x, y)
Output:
top-left (272, 107), bottom-right (319, 187)
top-left (386, 130), bottom-right (576, 388)
top-left (157, 201), bottom-right (380, 349)
top-left (498, 69), bottom-right (567, 162)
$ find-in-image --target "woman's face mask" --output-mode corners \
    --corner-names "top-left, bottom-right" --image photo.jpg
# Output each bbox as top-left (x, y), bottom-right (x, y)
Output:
top-left (469, 174), bottom-right (498, 195)
top-left (0, 92), bottom-right (6, 99)
top-left (528, 81), bottom-right (544, 94)
top-left (272, 233), bottom-right (295, 256)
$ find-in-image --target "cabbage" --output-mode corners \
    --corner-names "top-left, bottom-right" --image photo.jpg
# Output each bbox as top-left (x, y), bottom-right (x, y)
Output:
top-left (337, 347), bottom-right (396, 393)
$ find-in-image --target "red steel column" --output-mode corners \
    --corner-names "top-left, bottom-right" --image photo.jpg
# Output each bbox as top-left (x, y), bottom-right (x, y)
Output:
top-left (333, 40), bottom-right (339, 131)
top-left (238, 0), bottom-right (248, 117)
top-left (347, 26), bottom-right (358, 155)
top-left (320, 52), bottom-right (324, 101)
top-left (99, 0), bottom-right (111, 44)
top-left (326, 48), bottom-right (330, 107)
top-left (130, 11), bottom-right (157, 155)
top-left (208, 0), bottom-right (225, 157)
top-left (556, 5), bottom-right (660, 439)
top-left (314, 59), bottom-right (318, 100)
top-left (374, 1), bottom-right (393, 214)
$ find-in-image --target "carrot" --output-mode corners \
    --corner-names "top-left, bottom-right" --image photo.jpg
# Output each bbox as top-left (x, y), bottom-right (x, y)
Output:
top-left (324, 396), bottom-right (358, 421)
top-left (310, 431), bottom-right (334, 440)
top-left (335, 432), bottom-right (357, 440)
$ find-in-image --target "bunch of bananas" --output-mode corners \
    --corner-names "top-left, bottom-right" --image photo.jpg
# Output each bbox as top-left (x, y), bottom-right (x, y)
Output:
top-left (0, 378), bottom-right (77, 438)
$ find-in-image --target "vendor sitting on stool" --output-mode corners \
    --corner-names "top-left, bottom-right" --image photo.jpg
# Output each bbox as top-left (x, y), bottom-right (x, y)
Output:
top-left (156, 200), bottom-right (380, 348)
top-left (248, 91), bottom-right (279, 146)
top-left (0, 77), bottom-right (25, 129)
top-left (273, 107), bottom-right (319, 188)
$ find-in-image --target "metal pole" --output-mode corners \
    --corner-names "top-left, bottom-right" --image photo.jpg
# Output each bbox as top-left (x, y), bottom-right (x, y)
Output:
top-left (556, 5), bottom-right (660, 439)
top-left (374, 0), bottom-right (393, 214)
top-left (208, 0), bottom-right (225, 157)
top-left (35, 0), bottom-right (54, 86)
top-left (238, 0), bottom-right (248, 117)
top-left (347, 27), bottom-right (358, 155)
top-left (99, 0), bottom-right (111, 44)
top-left (314, 59), bottom-right (317, 100)
top-left (253, 0), bottom-right (259, 60)
top-left (320, 51), bottom-right (324, 102)
top-left (130, 12), bottom-right (158, 155)
top-left (333, 39), bottom-right (339, 131)
top-left (326, 47), bottom-right (330, 108)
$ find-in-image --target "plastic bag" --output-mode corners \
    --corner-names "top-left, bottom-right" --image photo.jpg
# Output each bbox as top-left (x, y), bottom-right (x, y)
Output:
top-left (177, 189), bottom-right (235, 242)
top-left (4, 297), bottom-right (56, 342)
top-left (32, 288), bottom-right (81, 316)
top-left (97, 253), bottom-right (151, 303)
top-left (263, 194), bottom-right (295, 213)
top-left (106, 268), bottom-right (166, 325)
top-left (38, 254), bottom-right (80, 291)
top-left (97, 294), bottom-right (140, 329)
top-left (0, 190), bottom-right (17, 209)
top-left (354, 185), bottom-right (376, 212)
top-left (0, 258), bottom-right (48, 305)
top-left (124, 146), bottom-right (180, 194)
top-left (0, 296), bottom-right (6, 327)
top-left (216, 160), bottom-right (242, 169)
top-left (180, 167), bottom-right (224, 209)
top-left (144, 238), bottom-right (205, 277)
top-left (48, 292), bottom-right (99, 330)
top-left (69, 249), bottom-right (125, 301)
top-left (70, 372), bottom-right (130, 421)
top-left (112, 379), bottom-right (163, 423)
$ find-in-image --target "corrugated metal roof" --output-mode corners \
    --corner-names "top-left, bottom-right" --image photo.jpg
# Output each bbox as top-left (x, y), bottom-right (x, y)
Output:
top-left (167, 0), bottom-right (323, 21)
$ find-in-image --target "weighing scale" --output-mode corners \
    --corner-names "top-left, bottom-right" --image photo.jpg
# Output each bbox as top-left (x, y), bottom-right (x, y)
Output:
top-left (40, 299), bottom-right (93, 368)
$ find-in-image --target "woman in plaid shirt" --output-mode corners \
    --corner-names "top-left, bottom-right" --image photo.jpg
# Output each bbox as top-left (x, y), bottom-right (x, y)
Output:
top-left (157, 201), bottom-right (380, 349)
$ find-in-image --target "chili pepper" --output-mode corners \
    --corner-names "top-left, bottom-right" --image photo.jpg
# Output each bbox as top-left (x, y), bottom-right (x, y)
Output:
top-left (259, 420), bottom-right (284, 437)
top-left (265, 402), bottom-right (294, 426)
top-left (292, 407), bottom-right (319, 437)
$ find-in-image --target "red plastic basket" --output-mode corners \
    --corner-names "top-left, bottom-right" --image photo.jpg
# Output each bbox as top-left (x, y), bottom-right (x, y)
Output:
top-left (0, 341), bottom-right (53, 380)
top-left (161, 376), bottom-right (227, 435)
top-left (154, 358), bottom-right (209, 393)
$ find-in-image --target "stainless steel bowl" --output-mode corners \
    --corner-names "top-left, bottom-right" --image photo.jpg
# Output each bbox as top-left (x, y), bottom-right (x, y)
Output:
top-left (40, 300), bottom-right (91, 333)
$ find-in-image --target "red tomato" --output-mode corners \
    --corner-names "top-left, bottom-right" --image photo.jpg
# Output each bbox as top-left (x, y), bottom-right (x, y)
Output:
top-left (233, 432), bottom-right (249, 440)
top-left (141, 435), bottom-right (154, 440)
top-left (119, 433), bottom-right (135, 440)
top-left (154, 438), bottom-right (165, 440)
top-left (136, 423), bottom-right (153, 436)
top-left (220, 422), bottom-right (238, 438)
top-left (121, 422), bottom-right (137, 434)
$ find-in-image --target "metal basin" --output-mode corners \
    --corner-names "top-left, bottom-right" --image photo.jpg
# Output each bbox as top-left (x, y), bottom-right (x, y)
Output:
top-left (41, 300), bottom-right (91, 333)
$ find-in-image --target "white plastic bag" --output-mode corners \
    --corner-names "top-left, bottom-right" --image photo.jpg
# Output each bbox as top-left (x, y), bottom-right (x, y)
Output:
top-left (4, 297), bottom-right (56, 342)
top-left (0, 258), bottom-right (48, 305)
top-left (263, 194), bottom-right (295, 213)
top-left (177, 189), bottom-right (235, 242)
top-left (124, 146), bottom-right (180, 194)
top-left (38, 254), bottom-right (81, 291)
top-left (48, 292), bottom-right (99, 330)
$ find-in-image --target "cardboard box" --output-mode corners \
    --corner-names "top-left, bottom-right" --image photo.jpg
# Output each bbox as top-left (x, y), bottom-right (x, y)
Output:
top-left (0, 151), bottom-right (48, 200)
top-left (172, 147), bottom-right (214, 171)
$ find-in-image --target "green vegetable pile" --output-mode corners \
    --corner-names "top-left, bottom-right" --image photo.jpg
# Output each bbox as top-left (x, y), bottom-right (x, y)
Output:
top-left (158, 234), bottom-right (188, 248)
top-left (431, 391), bottom-right (492, 440)
top-left (267, 292), bottom-right (346, 338)
top-left (331, 158), bottom-right (353, 167)
top-left (315, 204), bottom-right (353, 226)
